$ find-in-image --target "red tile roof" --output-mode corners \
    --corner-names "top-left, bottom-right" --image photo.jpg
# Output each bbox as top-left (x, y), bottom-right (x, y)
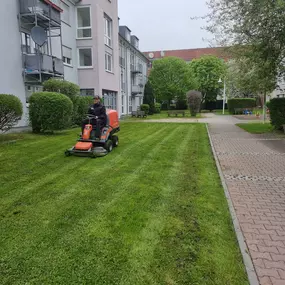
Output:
top-left (143, 47), bottom-right (230, 62)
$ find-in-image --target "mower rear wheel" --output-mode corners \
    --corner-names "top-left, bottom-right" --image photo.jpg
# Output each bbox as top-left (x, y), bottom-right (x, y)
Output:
top-left (111, 135), bottom-right (119, 147)
top-left (104, 140), bottom-right (113, 153)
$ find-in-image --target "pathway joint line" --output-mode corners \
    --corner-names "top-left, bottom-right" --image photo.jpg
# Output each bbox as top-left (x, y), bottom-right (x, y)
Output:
top-left (206, 124), bottom-right (260, 285)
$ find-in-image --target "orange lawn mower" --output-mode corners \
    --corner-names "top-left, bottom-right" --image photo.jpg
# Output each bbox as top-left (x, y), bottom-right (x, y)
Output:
top-left (65, 109), bottom-right (120, 158)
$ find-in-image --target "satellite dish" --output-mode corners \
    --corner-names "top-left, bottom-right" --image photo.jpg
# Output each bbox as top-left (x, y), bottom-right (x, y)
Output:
top-left (31, 26), bottom-right (47, 47)
top-left (149, 52), bottom-right (154, 59)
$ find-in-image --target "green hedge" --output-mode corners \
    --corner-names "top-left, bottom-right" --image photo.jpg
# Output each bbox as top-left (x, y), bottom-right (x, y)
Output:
top-left (154, 103), bottom-right (161, 113)
top-left (140, 104), bottom-right (150, 114)
top-left (43, 79), bottom-right (80, 102)
top-left (268, 98), bottom-right (285, 130)
top-left (29, 92), bottom-right (73, 133)
top-left (176, 99), bottom-right (188, 110)
top-left (0, 94), bottom-right (23, 132)
top-left (227, 98), bottom-right (256, 114)
top-left (73, 96), bottom-right (94, 126)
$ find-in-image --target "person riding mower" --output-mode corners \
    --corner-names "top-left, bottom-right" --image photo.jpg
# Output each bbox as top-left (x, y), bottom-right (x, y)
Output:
top-left (65, 96), bottom-right (120, 158)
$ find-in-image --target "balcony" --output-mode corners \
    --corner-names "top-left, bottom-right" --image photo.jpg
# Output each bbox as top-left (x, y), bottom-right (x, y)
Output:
top-left (23, 53), bottom-right (63, 82)
top-left (131, 85), bottom-right (142, 95)
top-left (131, 64), bottom-right (143, 74)
top-left (19, 0), bottom-right (61, 28)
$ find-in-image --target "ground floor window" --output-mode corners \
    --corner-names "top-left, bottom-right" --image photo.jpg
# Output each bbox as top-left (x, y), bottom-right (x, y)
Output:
top-left (128, 96), bottom-right (132, 113)
top-left (121, 95), bottom-right (125, 114)
top-left (80, 89), bottom-right (95, 96)
top-left (103, 90), bottom-right (117, 110)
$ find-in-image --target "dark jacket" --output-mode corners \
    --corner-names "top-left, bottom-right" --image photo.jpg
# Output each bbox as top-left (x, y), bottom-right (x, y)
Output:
top-left (88, 103), bottom-right (107, 125)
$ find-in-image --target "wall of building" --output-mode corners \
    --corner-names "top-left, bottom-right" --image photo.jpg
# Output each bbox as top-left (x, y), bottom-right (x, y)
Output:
top-left (0, 0), bottom-right (27, 127)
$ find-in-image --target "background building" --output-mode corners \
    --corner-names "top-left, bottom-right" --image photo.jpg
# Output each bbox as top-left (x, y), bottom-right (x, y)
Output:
top-left (0, 0), bottom-right (147, 129)
top-left (119, 26), bottom-right (148, 115)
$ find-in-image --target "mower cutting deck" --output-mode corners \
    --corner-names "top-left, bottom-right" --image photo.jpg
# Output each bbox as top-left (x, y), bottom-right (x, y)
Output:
top-left (65, 109), bottom-right (120, 158)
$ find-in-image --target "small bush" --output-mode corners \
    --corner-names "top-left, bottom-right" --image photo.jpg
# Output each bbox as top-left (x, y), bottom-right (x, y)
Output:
top-left (227, 98), bottom-right (256, 114)
top-left (186, 90), bottom-right (202, 117)
top-left (268, 98), bottom-right (285, 130)
top-left (176, 99), bottom-right (188, 110)
top-left (43, 79), bottom-right (80, 102)
top-left (154, 103), bottom-right (161, 113)
top-left (73, 96), bottom-right (94, 126)
top-left (140, 104), bottom-right (150, 114)
top-left (29, 92), bottom-right (73, 133)
top-left (0, 94), bottom-right (23, 132)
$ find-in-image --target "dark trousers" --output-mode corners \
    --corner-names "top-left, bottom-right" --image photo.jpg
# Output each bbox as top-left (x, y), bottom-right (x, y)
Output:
top-left (81, 118), bottom-right (104, 138)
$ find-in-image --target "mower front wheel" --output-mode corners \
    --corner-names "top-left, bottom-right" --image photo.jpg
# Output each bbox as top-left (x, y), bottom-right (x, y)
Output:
top-left (111, 135), bottom-right (119, 147)
top-left (104, 140), bottom-right (113, 153)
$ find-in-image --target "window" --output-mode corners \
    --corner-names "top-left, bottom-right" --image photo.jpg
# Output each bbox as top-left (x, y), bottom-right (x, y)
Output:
top-left (61, 2), bottom-right (70, 25)
top-left (80, 89), bottom-right (95, 96)
top-left (122, 95), bottom-right (125, 114)
top-left (121, 70), bottom-right (125, 91)
top-left (77, 7), bottom-right (91, 38)
top-left (105, 52), bottom-right (112, 72)
top-left (78, 48), bottom-right (92, 68)
top-left (104, 16), bottom-right (112, 47)
top-left (129, 96), bottom-right (132, 113)
top-left (103, 90), bottom-right (117, 110)
top-left (63, 46), bottom-right (72, 66)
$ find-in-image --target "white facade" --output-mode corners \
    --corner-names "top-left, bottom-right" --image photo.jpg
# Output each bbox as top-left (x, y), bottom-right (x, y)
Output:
top-left (119, 27), bottom-right (148, 115)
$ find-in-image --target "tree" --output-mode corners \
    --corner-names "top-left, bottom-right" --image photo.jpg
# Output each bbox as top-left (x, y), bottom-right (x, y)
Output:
top-left (186, 90), bottom-right (202, 117)
top-left (189, 55), bottom-right (227, 104)
top-left (149, 57), bottom-right (197, 107)
top-left (204, 0), bottom-right (285, 80)
top-left (143, 81), bottom-right (154, 106)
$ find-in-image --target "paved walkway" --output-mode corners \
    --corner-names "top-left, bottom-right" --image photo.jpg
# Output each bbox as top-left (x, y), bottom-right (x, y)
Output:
top-left (207, 116), bottom-right (285, 285)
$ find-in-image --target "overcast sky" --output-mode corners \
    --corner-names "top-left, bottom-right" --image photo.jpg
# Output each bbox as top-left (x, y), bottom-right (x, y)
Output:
top-left (118, 0), bottom-right (212, 52)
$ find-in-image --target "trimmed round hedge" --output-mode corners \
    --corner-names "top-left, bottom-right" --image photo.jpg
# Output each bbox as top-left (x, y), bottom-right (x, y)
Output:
top-left (0, 94), bottom-right (23, 132)
top-left (29, 92), bottom-right (73, 133)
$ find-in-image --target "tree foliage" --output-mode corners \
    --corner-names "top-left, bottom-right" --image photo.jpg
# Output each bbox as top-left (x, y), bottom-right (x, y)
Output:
top-left (189, 55), bottom-right (227, 103)
top-left (204, 0), bottom-right (285, 84)
top-left (149, 57), bottom-right (197, 104)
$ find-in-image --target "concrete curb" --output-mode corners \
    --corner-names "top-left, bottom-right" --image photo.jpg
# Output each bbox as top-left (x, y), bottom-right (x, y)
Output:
top-left (206, 124), bottom-right (259, 285)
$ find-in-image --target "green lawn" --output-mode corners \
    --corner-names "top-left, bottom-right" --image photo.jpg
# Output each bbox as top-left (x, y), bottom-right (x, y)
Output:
top-left (124, 110), bottom-right (202, 120)
top-left (213, 110), bottom-right (230, 115)
top-left (0, 123), bottom-right (248, 285)
top-left (237, 122), bottom-right (278, 134)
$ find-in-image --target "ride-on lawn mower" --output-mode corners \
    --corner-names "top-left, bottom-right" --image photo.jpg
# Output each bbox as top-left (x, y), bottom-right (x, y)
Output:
top-left (65, 109), bottom-right (120, 158)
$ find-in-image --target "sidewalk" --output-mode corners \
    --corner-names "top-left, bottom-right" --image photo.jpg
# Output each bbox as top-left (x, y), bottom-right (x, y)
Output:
top-left (208, 120), bottom-right (285, 285)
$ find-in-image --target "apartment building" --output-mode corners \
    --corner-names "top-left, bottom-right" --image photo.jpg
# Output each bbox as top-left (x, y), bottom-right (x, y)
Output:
top-left (0, 0), bottom-right (122, 128)
top-left (119, 26), bottom-right (148, 115)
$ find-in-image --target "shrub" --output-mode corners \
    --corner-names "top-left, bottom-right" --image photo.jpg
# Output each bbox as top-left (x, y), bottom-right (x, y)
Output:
top-left (186, 90), bottom-right (202, 117)
top-left (73, 96), bottom-right (94, 126)
top-left (43, 79), bottom-right (80, 102)
top-left (140, 104), bottom-right (150, 114)
top-left (176, 99), bottom-right (188, 110)
top-left (0, 94), bottom-right (23, 132)
top-left (29, 92), bottom-right (73, 133)
top-left (268, 98), bottom-right (285, 130)
top-left (227, 98), bottom-right (256, 114)
top-left (154, 103), bottom-right (161, 113)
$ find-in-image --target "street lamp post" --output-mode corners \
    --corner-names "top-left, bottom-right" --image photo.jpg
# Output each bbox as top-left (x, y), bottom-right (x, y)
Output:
top-left (218, 78), bottom-right (226, 115)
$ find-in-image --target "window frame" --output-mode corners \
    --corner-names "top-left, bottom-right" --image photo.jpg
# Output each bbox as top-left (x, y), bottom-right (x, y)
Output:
top-left (104, 15), bottom-right (112, 47)
top-left (76, 6), bottom-right (92, 39)
top-left (105, 52), bottom-right (113, 72)
top-left (78, 47), bottom-right (93, 69)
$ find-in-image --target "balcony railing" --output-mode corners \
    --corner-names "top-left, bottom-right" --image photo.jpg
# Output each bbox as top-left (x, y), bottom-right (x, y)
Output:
top-left (131, 85), bottom-right (142, 95)
top-left (19, 0), bottom-right (61, 27)
top-left (23, 53), bottom-right (64, 77)
top-left (131, 64), bottom-right (143, 74)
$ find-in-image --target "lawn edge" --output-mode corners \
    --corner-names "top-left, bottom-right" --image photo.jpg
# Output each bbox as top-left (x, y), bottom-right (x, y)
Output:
top-left (206, 124), bottom-right (259, 285)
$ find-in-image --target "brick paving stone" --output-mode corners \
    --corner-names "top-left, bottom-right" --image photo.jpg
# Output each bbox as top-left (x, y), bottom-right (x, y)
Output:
top-left (208, 120), bottom-right (285, 285)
